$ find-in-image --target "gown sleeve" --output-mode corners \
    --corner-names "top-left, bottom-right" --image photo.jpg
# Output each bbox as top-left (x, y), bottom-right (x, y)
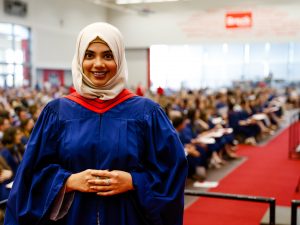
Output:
top-left (130, 105), bottom-right (188, 225)
top-left (4, 102), bottom-right (72, 225)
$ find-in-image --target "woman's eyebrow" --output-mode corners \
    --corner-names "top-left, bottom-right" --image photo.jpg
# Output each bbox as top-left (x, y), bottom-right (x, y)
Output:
top-left (102, 50), bottom-right (113, 54)
top-left (85, 50), bottom-right (112, 54)
top-left (85, 50), bottom-right (94, 54)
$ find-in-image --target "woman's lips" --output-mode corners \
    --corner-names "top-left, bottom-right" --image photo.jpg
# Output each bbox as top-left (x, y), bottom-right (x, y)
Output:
top-left (92, 71), bottom-right (107, 78)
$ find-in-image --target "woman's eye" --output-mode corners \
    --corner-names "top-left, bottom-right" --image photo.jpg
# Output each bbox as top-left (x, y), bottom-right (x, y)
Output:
top-left (104, 54), bottom-right (113, 60)
top-left (84, 53), bottom-right (94, 59)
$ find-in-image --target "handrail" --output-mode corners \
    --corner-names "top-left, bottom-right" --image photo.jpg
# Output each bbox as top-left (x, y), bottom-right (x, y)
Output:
top-left (0, 199), bottom-right (7, 211)
top-left (291, 200), bottom-right (300, 225)
top-left (0, 199), bottom-right (7, 205)
top-left (184, 190), bottom-right (276, 225)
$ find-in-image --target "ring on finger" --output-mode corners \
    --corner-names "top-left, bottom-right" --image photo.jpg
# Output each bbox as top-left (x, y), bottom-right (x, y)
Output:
top-left (105, 178), bottom-right (111, 186)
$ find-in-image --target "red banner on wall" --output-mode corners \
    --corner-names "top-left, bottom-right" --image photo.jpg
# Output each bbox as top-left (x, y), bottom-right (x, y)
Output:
top-left (43, 69), bottom-right (64, 86)
top-left (225, 12), bottom-right (252, 29)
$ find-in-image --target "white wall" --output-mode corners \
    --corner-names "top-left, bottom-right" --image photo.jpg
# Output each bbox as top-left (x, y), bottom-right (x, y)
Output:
top-left (109, 1), bottom-right (300, 47)
top-left (0, 0), bottom-right (107, 85)
top-left (125, 48), bottom-right (148, 90)
top-left (2, 0), bottom-right (300, 89)
top-left (108, 1), bottom-right (300, 88)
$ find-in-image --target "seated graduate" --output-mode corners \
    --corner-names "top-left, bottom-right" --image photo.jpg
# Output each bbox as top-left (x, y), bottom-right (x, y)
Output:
top-left (228, 101), bottom-right (260, 145)
top-left (0, 155), bottom-right (13, 201)
top-left (0, 127), bottom-right (23, 175)
top-left (170, 110), bottom-right (208, 181)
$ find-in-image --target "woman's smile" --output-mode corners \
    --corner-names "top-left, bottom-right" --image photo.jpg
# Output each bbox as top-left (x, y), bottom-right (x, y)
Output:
top-left (92, 71), bottom-right (108, 78)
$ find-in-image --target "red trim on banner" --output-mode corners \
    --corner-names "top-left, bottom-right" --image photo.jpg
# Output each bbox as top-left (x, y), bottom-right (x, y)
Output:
top-left (64, 89), bottom-right (136, 113)
top-left (21, 39), bottom-right (30, 86)
top-left (147, 48), bottom-right (151, 89)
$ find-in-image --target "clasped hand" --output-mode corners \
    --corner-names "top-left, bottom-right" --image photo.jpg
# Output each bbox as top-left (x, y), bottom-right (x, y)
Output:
top-left (65, 169), bottom-right (134, 196)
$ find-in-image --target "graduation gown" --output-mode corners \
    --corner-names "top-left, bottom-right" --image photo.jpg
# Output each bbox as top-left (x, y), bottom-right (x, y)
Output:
top-left (0, 148), bottom-right (21, 176)
top-left (4, 90), bottom-right (188, 225)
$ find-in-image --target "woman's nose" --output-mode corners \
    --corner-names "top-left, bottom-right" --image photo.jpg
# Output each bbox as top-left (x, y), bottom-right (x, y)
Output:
top-left (94, 57), bottom-right (105, 67)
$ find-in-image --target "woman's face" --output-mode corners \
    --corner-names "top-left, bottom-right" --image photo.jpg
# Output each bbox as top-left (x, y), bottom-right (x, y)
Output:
top-left (82, 42), bottom-right (117, 87)
top-left (26, 119), bottom-right (34, 132)
top-left (15, 129), bottom-right (23, 144)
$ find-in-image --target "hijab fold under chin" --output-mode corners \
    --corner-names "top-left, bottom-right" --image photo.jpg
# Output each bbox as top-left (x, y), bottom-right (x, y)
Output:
top-left (72, 22), bottom-right (128, 100)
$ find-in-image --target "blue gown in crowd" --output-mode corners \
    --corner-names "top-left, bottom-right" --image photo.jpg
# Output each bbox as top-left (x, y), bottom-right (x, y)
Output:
top-left (228, 109), bottom-right (260, 138)
top-left (0, 155), bottom-right (13, 201)
top-left (178, 123), bottom-right (210, 171)
top-left (4, 90), bottom-right (188, 225)
top-left (0, 147), bottom-right (22, 176)
top-left (0, 183), bottom-right (10, 202)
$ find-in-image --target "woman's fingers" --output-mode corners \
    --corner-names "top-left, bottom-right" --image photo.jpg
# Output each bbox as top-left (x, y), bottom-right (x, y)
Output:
top-left (90, 185), bottom-right (111, 191)
top-left (68, 169), bottom-right (133, 195)
top-left (90, 170), bottom-right (111, 178)
top-left (88, 177), bottom-right (112, 186)
top-left (96, 190), bottom-right (116, 196)
top-left (90, 170), bottom-right (133, 195)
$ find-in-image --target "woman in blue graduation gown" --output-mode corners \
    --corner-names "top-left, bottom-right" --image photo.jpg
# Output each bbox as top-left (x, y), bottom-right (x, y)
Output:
top-left (4, 22), bottom-right (188, 225)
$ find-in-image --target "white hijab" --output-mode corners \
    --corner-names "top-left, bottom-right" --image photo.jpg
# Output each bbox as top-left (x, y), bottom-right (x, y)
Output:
top-left (72, 22), bottom-right (128, 100)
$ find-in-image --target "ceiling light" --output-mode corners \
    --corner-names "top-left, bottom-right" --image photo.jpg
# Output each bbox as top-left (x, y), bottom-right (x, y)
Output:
top-left (116, 0), bottom-right (179, 4)
top-left (116, 0), bottom-right (142, 4)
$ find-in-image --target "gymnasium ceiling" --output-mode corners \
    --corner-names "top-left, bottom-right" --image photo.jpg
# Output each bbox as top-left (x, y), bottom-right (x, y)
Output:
top-left (85, 0), bottom-right (300, 15)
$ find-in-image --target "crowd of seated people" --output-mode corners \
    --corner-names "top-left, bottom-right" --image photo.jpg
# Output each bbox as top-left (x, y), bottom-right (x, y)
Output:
top-left (149, 85), bottom-right (291, 183)
top-left (0, 83), bottom-right (297, 221)
top-left (0, 86), bottom-right (68, 222)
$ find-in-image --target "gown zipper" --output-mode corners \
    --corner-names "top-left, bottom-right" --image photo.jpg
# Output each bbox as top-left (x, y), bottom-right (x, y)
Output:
top-left (97, 114), bottom-right (102, 225)
top-left (97, 210), bottom-right (100, 225)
